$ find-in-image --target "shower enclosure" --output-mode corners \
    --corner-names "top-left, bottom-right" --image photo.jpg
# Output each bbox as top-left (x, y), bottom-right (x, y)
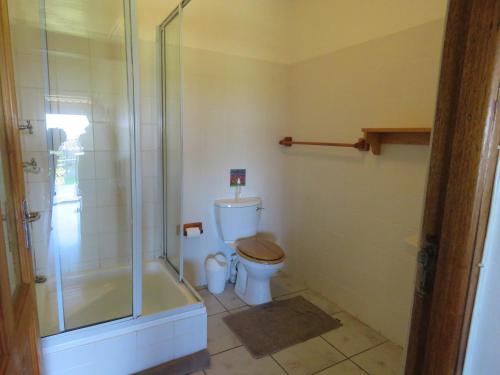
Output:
top-left (7, 0), bottom-right (204, 372)
top-left (160, 6), bottom-right (183, 276)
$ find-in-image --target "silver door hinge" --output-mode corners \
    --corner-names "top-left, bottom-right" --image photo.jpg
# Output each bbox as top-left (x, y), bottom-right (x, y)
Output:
top-left (18, 120), bottom-right (33, 134)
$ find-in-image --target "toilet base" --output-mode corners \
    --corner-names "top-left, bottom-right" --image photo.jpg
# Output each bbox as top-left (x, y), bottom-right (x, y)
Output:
top-left (235, 256), bottom-right (284, 305)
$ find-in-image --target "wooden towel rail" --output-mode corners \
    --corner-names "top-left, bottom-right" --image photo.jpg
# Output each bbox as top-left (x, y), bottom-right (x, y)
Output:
top-left (279, 137), bottom-right (369, 151)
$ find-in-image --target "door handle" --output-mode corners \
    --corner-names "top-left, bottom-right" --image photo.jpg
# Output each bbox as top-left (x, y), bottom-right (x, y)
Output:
top-left (21, 199), bottom-right (40, 250)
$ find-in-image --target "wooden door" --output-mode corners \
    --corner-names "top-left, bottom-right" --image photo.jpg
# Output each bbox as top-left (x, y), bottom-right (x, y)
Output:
top-left (405, 0), bottom-right (500, 373)
top-left (0, 0), bottom-right (42, 373)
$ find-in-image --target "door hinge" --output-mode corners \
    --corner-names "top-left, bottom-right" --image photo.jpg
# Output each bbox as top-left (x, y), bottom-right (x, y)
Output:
top-left (416, 234), bottom-right (439, 297)
top-left (18, 120), bottom-right (33, 134)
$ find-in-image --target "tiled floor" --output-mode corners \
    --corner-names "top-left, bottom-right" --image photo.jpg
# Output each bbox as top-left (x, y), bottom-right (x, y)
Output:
top-left (195, 273), bottom-right (403, 375)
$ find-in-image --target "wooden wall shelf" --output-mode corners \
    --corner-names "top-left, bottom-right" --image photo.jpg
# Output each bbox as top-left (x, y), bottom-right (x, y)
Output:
top-left (278, 127), bottom-right (432, 155)
top-left (362, 127), bottom-right (432, 155)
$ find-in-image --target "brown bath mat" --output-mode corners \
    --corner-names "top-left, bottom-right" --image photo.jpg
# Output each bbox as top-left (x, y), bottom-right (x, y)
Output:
top-left (223, 296), bottom-right (341, 358)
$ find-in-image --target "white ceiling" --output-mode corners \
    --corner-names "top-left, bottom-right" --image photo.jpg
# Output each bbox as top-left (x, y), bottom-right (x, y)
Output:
top-left (8, 0), bottom-right (448, 64)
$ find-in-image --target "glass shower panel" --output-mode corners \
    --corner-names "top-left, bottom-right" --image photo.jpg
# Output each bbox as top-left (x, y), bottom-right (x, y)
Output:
top-left (161, 11), bottom-right (183, 275)
top-left (43, 0), bottom-right (133, 331)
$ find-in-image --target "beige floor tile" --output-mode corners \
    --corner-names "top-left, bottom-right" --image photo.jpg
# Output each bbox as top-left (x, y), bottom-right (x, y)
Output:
top-left (276, 290), bottom-right (342, 315)
top-left (316, 360), bottom-right (367, 375)
top-left (199, 288), bottom-right (227, 316)
top-left (272, 337), bottom-right (346, 375)
top-left (270, 272), bottom-right (307, 298)
top-left (213, 284), bottom-right (247, 310)
top-left (322, 312), bottom-right (386, 357)
top-left (207, 312), bottom-right (242, 355)
top-left (351, 341), bottom-right (403, 375)
top-left (205, 346), bottom-right (286, 375)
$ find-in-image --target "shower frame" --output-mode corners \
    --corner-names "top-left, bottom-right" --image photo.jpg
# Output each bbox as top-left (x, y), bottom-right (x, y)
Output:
top-left (32, 0), bottom-right (200, 341)
top-left (158, 0), bottom-right (191, 281)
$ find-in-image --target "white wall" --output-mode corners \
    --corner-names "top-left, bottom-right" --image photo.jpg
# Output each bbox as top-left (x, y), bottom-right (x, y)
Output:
top-left (285, 17), bottom-right (445, 346)
top-left (464, 155), bottom-right (500, 375)
top-left (181, 46), bottom-right (289, 285)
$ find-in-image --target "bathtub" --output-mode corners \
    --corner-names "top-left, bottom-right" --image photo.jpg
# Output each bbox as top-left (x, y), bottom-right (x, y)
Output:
top-left (40, 260), bottom-right (207, 374)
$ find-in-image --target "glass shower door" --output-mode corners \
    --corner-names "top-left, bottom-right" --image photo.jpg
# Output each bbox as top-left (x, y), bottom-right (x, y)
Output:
top-left (161, 9), bottom-right (183, 278)
top-left (8, 0), bottom-right (137, 335)
top-left (46, 0), bottom-right (135, 331)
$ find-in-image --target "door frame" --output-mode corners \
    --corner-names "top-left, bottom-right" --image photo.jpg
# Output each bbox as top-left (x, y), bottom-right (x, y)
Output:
top-left (405, 0), bottom-right (500, 373)
top-left (0, 0), bottom-right (42, 373)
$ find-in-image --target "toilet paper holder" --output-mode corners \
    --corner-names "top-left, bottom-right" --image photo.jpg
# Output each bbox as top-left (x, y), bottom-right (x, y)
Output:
top-left (183, 222), bottom-right (203, 236)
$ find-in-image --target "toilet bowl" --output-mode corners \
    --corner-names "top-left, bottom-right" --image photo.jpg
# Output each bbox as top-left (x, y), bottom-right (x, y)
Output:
top-left (234, 237), bottom-right (285, 305)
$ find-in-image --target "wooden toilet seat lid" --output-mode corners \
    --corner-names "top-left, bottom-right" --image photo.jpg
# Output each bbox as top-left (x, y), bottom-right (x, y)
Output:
top-left (235, 237), bottom-right (285, 263)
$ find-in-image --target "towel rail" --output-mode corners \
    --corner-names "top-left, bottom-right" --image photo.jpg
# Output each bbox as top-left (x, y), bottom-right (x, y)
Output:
top-left (278, 137), bottom-right (369, 151)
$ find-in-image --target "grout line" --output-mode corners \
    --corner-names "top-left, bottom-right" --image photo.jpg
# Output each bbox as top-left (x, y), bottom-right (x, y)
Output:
top-left (210, 293), bottom-right (230, 312)
top-left (319, 335), bottom-right (350, 359)
top-left (208, 311), bottom-right (229, 319)
top-left (319, 334), bottom-right (389, 360)
top-left (349, 340), bottom-right (389, 359)
top-left (270, 354), bottom-right (290, 375)
top-left (209, 344), bottom-right (243, 357)
top-left (348, 359), bottom-right (370, 375)
top-left (309, 358), bottom-right (350, 375)
top-left (207, 311), bottom-right (226, 317)
top-left (199, 290), bottom-right (228, 315)
top-left (211, 291), bottom-right (227, 308)
top-left (211, 286), bottom-right (246, 311)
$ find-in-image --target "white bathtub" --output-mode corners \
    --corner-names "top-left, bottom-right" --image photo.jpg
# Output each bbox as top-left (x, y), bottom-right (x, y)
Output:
top-left (40, 260), bottom-right (207, 374)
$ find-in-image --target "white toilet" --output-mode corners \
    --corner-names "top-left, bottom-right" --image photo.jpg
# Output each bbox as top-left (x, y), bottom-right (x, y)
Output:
top-left (215, 197), bottom-right (285, 305)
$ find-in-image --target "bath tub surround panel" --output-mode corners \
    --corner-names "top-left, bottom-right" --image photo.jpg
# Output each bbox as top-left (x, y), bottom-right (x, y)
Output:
top-left (42, 307), bottom-right (207, 374)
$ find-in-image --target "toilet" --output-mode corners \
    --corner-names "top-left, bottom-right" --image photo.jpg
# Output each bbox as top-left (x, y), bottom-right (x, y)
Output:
top-left (214, 197), bottom-right (285, 305)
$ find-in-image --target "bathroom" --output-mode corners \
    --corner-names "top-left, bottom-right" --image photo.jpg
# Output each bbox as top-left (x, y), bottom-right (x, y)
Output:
top-left (1, 0), bottom-right (452, 374)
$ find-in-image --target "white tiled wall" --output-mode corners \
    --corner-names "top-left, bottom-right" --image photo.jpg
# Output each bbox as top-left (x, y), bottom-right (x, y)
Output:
top-left (43, 308), bottom-right (207, 375)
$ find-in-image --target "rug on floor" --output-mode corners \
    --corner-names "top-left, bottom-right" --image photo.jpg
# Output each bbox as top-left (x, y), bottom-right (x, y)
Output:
top-left (223, 296), bottom-right (341, 358)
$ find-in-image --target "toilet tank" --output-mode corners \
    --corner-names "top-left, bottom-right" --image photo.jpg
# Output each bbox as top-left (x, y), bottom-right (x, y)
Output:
top-left (214, 197), bottom-right (261, 242)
